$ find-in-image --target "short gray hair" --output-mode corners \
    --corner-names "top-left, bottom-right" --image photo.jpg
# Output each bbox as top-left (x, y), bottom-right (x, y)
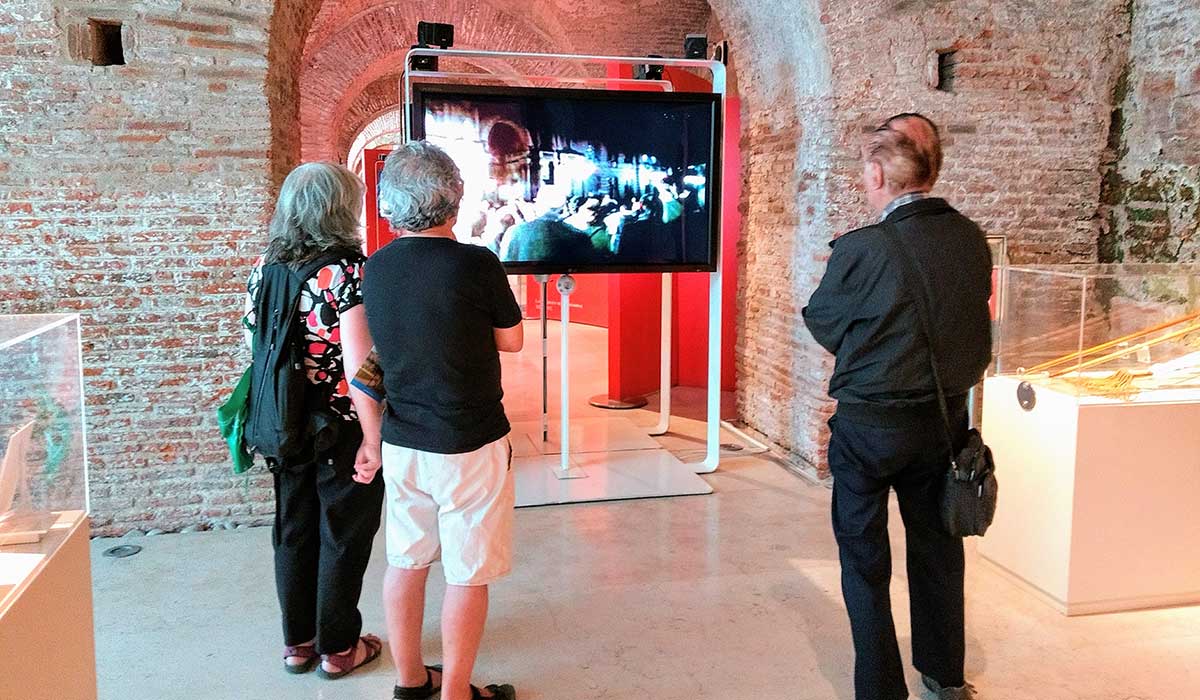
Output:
top-left (266, 162), bottom-right (364, 266)
top-left (378, 140), bottom-right (463, 232)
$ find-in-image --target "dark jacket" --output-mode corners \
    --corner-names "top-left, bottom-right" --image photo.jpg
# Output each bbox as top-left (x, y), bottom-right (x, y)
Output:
top-left (802, 198), bottom-right (992, 423)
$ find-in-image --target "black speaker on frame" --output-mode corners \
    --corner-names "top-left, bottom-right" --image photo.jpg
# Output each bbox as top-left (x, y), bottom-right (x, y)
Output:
top-left (410, 44), bottom-right (437, 72)
top-left (634, 55), bottom-right (665, 81)
top-left (684, 34), bottom-right (707, 59)
top-left (417, 21), bottom-right (454, 49)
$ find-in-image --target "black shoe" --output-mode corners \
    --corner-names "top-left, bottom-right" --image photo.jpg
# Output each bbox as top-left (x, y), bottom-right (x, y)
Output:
top-left (471, 683), bottom-right (516, 700)
top-left (394, 665), bottom-right (442, 699)
top-left (922, 675), bottom-right (978, 699)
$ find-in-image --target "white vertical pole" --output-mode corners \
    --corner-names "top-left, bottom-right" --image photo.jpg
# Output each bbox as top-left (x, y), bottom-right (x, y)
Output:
top-left (560, 277), bottom-right (571, 474)
top-left (537, 275), bottom-right (549, 442)
top-left (702, 264), bottom-right (723, 473)
top-left (651, 273), bottom-right (673, 436)
top-left (701, 64), bottom-right (728, 475)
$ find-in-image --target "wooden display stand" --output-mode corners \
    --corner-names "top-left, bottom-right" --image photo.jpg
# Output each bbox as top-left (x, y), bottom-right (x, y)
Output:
top-left (0, 510), bottom-right (97, 699)
top-left (978, 376), bottom-right (1200, 615)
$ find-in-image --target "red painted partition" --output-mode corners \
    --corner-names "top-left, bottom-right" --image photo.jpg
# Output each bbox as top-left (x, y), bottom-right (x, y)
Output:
top-left (674, 95), bottom-right (740, 390)
top-left (604, 64), bottom-right (740, 401)
top-left (364, 147), bottom-right (394, 254)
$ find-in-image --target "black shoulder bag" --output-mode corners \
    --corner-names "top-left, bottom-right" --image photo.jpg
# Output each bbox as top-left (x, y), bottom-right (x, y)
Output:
top-left (882, 223), bottom-right (998, 537)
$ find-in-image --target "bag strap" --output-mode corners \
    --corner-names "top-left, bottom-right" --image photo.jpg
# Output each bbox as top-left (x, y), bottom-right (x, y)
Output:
top-left (291, 248), bottom-right (361, 284)
top-left (253, 248), bottom-right (359, 363)
top-left (878, 220), bottom-right (961, 469)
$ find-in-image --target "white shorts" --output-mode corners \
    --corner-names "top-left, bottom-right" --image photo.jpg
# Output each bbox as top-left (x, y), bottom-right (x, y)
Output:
top-left (381, 436), bottom-right (515, 586)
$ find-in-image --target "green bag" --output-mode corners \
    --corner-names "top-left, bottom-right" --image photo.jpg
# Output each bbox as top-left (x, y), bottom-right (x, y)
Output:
top-left (217, 366), bottom-right (256, 475)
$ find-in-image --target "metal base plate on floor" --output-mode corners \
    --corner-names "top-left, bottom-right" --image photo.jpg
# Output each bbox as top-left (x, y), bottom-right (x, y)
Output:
top-left (587, 393), bottom-right (648, 410)
top-left (514, 448), bottom-right (712, 507)
top-left (554, 461), bottom-right (589, 480)
top-left (509, 416), bottom-right (660, 457)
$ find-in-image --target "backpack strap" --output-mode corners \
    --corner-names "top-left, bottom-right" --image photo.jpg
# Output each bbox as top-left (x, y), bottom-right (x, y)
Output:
top-left (290, 248), bottom-right (363, 286)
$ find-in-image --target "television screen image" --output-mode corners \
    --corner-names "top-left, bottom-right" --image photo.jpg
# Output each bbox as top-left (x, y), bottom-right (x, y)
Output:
top-left (411, 84), bottom-right (721, 274)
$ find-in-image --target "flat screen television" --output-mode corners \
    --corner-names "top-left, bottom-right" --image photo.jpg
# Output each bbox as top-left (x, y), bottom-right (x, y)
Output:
top-left (410, 83), bottom-right (722, 274)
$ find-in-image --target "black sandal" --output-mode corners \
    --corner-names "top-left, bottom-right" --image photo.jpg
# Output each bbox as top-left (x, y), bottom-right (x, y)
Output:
top-left (471, 683), bottom-right (516, 700)
top-left (394, 664), bottom-right (443, 699)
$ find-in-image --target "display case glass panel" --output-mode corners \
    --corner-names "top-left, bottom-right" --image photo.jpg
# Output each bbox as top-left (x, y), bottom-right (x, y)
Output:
top-left (994, 264), bottom-right (1200, 403)
top-left (0, 314), bottom-right (88, 546)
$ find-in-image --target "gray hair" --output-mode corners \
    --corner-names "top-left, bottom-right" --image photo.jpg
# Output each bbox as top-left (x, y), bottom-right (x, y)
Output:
top-left (378, 140), bottom-right (463, 232)
top-left (266, 162), bottom-right (364, 266)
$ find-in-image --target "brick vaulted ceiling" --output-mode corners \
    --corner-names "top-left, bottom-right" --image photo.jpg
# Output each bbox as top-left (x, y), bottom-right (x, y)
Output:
top-left (297, 0), bottom-right (714, 162)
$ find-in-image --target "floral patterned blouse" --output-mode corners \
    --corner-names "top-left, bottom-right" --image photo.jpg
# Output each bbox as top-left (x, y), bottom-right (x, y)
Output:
top-left (242, 254), bottom-right (365, 421)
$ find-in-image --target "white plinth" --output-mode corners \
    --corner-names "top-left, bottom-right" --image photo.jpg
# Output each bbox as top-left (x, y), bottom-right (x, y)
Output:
top-left (513, 448), bottom-right (713, 507)
top-left (979, 375), bottom-right (1200, 615)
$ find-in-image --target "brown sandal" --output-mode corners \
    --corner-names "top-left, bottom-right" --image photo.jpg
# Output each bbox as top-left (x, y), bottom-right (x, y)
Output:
top-left (282, 643), bottom-right (318, 674)
top-left (317, 634), bottom-right (382, 680)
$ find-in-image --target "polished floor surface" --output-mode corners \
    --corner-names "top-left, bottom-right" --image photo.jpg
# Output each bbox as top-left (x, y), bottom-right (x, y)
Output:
top-left (90, 322), bottom-right (1200, 699)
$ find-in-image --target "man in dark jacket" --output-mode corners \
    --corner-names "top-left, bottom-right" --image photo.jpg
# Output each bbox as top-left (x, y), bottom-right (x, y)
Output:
top-left (803, 114), bottom-right (991, 700)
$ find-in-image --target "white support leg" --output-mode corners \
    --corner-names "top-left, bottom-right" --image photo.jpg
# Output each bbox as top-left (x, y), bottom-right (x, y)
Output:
top-left (556, 275), bottom-right (586, 480)
top-left (536, 274), bottom-right (550, 443)
top-left (651, 273), bottom-right (673, 436)
top-left (700, 264), bottom-right (723, 474)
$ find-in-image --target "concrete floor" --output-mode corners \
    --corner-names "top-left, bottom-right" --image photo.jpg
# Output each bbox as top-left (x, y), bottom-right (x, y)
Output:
top-left (90, 322), bottom-right (1200, 699)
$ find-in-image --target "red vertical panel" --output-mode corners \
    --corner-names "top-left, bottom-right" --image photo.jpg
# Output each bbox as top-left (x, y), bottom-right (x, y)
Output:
top-left (608, 273), bottom-right (663, 400)
top-left (364, 147), bottom-right (394, 255)
top-left (603, 64), bottom-right (740, 398)
top-left (672, 92), bottom-right (741, 391)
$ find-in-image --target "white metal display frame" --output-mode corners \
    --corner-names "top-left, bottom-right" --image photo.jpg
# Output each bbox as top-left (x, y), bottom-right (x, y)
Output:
top-left (401, 47), bottom-right (728, 477)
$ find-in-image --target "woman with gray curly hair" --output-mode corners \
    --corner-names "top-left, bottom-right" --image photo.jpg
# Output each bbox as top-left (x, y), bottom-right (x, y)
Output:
top-left (242, 162), bottom-right (384, 680)
top-left (352, 141), bottom-right (522, 700)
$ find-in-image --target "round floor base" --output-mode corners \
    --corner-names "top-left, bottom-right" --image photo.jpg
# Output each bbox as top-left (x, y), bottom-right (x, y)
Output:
top-left (587, 394), bottom-right (649, 410)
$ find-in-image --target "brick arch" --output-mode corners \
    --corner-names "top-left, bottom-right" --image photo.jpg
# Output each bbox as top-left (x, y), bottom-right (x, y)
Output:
top-left (347, 109), bottom-right (406, 173)
top-left (324, 52), bottom-right (582, 164)
top-left (299, 1), bottom-right (576, 161)
top-left (304, 0), bottom-right (573, 63)
top-left (278, 0), bottom-right (846, 469)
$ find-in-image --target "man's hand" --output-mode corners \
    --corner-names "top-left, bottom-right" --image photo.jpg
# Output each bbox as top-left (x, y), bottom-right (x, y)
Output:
top-left (353, 440), bottom-right (382, 484)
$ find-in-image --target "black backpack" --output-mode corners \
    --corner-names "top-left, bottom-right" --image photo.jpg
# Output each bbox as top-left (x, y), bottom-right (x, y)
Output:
top-left (244, 250), bottom-right (359, 466)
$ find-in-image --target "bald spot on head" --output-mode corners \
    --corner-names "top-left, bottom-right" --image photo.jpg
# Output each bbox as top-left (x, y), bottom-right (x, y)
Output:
top-left (885, 114), bottom-right (942, 187)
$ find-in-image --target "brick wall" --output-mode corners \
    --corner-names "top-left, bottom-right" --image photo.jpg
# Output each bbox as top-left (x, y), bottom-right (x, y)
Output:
top-left (0, 0), bottom-right (279, 535)
top-left (710, 0), bottom-right (1131, 476)
top-left (1099, 0), bottom-right (1200, 262)
top-left (298, 0), bottom-right (575, 162)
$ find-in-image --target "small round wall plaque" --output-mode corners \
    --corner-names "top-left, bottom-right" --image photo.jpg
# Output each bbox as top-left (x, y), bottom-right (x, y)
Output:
top-left (1017, 381), bottom-right (1037, 411)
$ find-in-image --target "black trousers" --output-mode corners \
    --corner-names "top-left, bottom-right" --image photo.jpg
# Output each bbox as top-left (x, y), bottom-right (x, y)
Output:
top-left (828, 411), bottom-right (966, 700)
top-left (272, 422), bottom-right (384, 655)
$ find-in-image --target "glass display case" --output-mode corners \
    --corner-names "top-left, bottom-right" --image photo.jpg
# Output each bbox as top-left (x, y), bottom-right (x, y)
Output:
top-left (980, 265), bottom-right (1200, 615)
top-left (0, 315), bottom-right (88, 546)
top-left (994, 264), bottom-right (1200, 403)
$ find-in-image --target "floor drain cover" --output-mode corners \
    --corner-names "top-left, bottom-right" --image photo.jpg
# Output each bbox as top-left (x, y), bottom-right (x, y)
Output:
top-left (721, 443), bottom-right (744, 452)
top-left (102, 545), bottom-right (142, 559)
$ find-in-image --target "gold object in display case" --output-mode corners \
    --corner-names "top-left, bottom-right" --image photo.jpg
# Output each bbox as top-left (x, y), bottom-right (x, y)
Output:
top-left (996, 265), bottom-right (1200, 401)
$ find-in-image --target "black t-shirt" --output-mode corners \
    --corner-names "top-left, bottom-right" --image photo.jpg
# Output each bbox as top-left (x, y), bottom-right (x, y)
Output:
top-left (363, 237), bottom-right (524, 454)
